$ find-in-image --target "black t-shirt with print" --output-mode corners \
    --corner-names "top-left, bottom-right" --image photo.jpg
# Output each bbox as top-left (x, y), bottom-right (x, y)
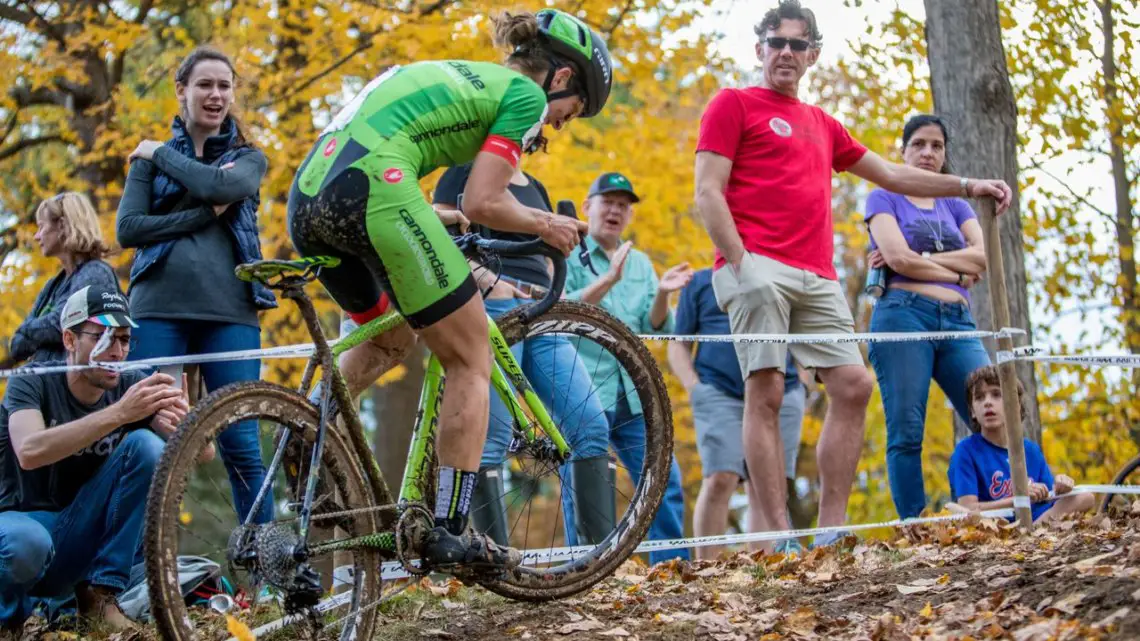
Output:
top-left (0, 365), bottom-right (149, 512)
top-left (433, 163), bottom-right (557, 288)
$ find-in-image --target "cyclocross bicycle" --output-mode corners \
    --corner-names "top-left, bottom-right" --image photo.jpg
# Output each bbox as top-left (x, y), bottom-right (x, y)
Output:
top-left (143, 234), bottom-right (673, 640)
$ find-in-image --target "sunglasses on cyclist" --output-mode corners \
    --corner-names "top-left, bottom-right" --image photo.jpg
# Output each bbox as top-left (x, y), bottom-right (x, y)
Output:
top-left (766, 37), bottom-right (812, 52)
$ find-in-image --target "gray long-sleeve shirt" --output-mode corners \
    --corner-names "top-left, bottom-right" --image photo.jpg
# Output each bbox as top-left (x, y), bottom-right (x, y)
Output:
top-left (6, 259), bottom-right (120, 364)
top-left (116, 147), bottom-right (268, 326)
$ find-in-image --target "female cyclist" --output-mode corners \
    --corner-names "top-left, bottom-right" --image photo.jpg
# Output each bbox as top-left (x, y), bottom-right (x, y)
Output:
top-left (287, 9), bottom-right (613, 573)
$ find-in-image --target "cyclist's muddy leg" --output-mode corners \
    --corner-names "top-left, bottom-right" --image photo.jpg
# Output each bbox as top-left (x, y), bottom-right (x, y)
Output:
top-left (416, 293), bottom-right (491, 532)
top-left (339, 323), bottom-right (417, 398)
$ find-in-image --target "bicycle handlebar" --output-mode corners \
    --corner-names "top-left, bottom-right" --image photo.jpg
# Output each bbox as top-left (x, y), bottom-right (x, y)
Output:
top-left (455, 234), bottom-right (566, 323)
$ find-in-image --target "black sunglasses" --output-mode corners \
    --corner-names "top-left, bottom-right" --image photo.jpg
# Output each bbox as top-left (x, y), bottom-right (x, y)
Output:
top-left (766, 37), bottom-right (812, 52)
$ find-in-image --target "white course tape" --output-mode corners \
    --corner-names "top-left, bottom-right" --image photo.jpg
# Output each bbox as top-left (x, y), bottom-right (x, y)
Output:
top-left (1000, 351), bottom-right (1140, 368)
top-left (1, 328), bottom-right (1026, 379)
top-left (1071, 484), bottom-right (1140, 495)
top-left (368, 507), bottom-right (1015, 582)
top-left (0, 341), bottom-right (331, 380)
top-left (641, 327), bottom-right (1025, 345)
top-left (1012, 496), bottom-right (1032, 509)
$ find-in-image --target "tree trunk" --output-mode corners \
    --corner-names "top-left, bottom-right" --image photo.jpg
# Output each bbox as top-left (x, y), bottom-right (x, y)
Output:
top-left (1099, 0), bottom-right (1140, 420)
top-left (923, 0), bottom-right (1041, 443)
top-left (371, 344), bottom-right (428, 485)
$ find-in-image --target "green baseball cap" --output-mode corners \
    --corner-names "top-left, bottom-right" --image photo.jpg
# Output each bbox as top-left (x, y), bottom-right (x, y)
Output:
top-left (587, 172), bottom-right (640, 203)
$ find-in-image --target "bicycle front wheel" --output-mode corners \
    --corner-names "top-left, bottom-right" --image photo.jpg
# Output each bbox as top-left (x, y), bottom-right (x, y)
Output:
top-left (477, 300), bottom-right (673, 601)
top-left (144, 381), bottom-right (384, 641)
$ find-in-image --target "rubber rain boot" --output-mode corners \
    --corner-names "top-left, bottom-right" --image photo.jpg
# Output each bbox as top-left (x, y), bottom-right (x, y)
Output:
top-left (571, 456), bottom-right (617, 545)
top-left (471, 466), bottom-right (510, 546)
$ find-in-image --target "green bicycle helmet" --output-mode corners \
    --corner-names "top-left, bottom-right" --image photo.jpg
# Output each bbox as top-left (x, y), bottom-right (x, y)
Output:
top-left (534, 9), bottom-right (613, 118)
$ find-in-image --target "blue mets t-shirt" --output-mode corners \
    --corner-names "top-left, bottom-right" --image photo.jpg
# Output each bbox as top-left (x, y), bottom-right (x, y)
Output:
top-left (948, 433), bottom-right (1055, 521)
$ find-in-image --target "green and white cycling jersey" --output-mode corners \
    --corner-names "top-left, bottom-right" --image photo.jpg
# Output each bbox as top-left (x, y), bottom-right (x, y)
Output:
top-left (288, 60), bottom-right (550, 328)
top-left (299, 60), bottom-right (548, 193)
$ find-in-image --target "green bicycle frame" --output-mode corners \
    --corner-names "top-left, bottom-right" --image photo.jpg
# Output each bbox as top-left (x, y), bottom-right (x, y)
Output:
top-left (395, 313), bottom-right (572, 505)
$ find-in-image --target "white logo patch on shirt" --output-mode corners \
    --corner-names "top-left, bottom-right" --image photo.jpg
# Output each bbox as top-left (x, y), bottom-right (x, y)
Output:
top-left (769, 117), bottom-right (793, 138)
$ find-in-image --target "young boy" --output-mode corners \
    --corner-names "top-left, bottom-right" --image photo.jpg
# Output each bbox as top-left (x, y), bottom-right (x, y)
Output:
top-left (948, 365), bottom-right (1095, 521)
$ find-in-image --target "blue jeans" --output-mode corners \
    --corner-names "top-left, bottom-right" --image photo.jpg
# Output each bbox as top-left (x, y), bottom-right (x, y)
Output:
top-left (130, 319), bottom-right (273, 524)
top-left (561, 388), bottom-right (688, 565)
top-left (868, 289), bottom-right (991, 519)
top-left (0, 430), bottom-right (164, 627)
top-left (483, 298), bottom-right (611, 467)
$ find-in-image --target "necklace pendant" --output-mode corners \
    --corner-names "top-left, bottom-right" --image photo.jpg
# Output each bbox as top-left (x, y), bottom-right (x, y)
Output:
top-left (935, 240), bottom-right (944, 252)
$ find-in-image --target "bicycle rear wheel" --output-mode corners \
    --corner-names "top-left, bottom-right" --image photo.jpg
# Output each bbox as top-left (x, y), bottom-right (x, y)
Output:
top-left (477, 300), bottom-right (673, 601)
top-left (145, 381), bottom-right (385, 641)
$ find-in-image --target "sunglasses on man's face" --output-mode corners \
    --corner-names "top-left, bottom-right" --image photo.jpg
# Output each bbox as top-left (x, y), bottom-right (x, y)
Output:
top-left (766, 37), bottom-right (812, 52)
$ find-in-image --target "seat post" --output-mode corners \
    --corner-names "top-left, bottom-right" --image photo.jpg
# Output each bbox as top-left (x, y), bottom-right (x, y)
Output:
top-left (284, 284), bottom-right (335, 376)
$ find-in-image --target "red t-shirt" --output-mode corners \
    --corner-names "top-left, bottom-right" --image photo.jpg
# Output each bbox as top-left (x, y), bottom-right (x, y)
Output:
top-left (696, 87), bottom-right (868, 280)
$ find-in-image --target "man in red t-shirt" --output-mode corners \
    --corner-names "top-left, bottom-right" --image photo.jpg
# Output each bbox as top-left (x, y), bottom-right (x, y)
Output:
top-left (693, 0), bottom-right (1012, 553)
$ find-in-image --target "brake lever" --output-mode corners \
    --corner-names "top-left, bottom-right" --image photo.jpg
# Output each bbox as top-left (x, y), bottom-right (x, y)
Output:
top-left (556, 199), bottom-right (597, 276)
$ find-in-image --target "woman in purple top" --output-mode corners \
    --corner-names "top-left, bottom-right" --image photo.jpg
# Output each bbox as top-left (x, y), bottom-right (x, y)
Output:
top-left (865, 114), bottom-right (991, 519)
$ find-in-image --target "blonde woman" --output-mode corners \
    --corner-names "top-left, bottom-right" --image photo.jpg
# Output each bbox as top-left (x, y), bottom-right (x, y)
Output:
top-left (3, 193), bottom-right (119, 366)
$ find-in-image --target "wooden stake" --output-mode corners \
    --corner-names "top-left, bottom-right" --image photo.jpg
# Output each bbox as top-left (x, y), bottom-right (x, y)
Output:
top-left (980, 198), bottom-right (1034, 530)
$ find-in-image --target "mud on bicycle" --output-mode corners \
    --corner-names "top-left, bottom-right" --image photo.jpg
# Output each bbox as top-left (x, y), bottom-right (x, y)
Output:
top-left (142, 233), bottom-right (674, 641)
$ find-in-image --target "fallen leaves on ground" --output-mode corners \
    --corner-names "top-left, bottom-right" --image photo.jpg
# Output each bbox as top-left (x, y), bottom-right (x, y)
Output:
top-left (378, 510), bottom-right (1140, 641)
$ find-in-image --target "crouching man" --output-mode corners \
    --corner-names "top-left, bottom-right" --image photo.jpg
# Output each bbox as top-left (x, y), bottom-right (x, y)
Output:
top-left (0, 286), bottom-right (200, 631)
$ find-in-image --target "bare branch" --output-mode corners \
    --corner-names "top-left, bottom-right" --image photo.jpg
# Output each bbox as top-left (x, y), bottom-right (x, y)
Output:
top-left (606, 0), bottom-right (636, 35)
top-left (256, 34), bottom-right (380, 110)
top-left (0, 134), bottom-right (65, 161)
top-left (1025, 158), bottom-right (1112, 221)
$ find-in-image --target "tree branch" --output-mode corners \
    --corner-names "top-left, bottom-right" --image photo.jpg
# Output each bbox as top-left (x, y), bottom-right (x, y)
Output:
top-left (0, 110), bottom-right (18, 146)
top-left (9, 84), bottom-right (69, 108)
top-left (256, 33), bottom-right (380, 110)
top-left (0, 134), bottom-right (65, 161)
top-left (0, 3), bottom-right (35, 24)
top-left (16, 0), bottom-right (68, 48)
top-left (1025, 158), bottom-right (1113, 221)
top-left (135, 0), bottom-right (154, 23)
top-left (606, 0), bottom-right (636, 35)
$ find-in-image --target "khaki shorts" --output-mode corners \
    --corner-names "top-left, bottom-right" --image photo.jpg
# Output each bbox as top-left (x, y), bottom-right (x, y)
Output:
top-left (712, 252), bottom-right (863, 378)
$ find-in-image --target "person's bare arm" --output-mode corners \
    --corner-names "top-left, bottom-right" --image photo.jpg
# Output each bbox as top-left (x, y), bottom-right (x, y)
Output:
top-left (956, 495), bottom-right (1015, 512)
top-left (928, 219), bottom-right (986, 274)
top-left (868, 215), bottom-right (960, 282)
top-left (849, 151), bottom-right (1013, 214)
top-left (462, 153), bottom-right (585, 255)
top-left (694, 152), bottom-right (746, 269)
top-left (666, 341), bottom-right (700, 391)
top-left (9, 408), bottom-right (128, 470)
top-left (9, 373), bottom-right (182, 469)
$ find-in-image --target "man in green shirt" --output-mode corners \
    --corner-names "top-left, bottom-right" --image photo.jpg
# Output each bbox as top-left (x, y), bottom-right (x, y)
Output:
top-left (565, 172), bottom-right (693, 563)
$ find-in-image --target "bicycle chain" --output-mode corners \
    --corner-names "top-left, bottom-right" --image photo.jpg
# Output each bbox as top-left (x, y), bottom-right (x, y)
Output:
top-left (282, 502), bottom-right (399, 524)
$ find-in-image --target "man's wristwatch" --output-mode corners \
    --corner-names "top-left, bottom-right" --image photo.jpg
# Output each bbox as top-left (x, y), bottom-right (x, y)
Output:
top-left (960, 176), bottom-right (970, 197)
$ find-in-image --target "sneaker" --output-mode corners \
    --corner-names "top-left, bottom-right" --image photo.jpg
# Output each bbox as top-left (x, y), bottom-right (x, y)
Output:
top-left (812, 530), bottom-right (854, 549)
top-left (421, 526), bottom-right (522, 574)
top-left (773, 538), bottom-right (805, 558)
top-left (75, 584), bottom-right (135, 632)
